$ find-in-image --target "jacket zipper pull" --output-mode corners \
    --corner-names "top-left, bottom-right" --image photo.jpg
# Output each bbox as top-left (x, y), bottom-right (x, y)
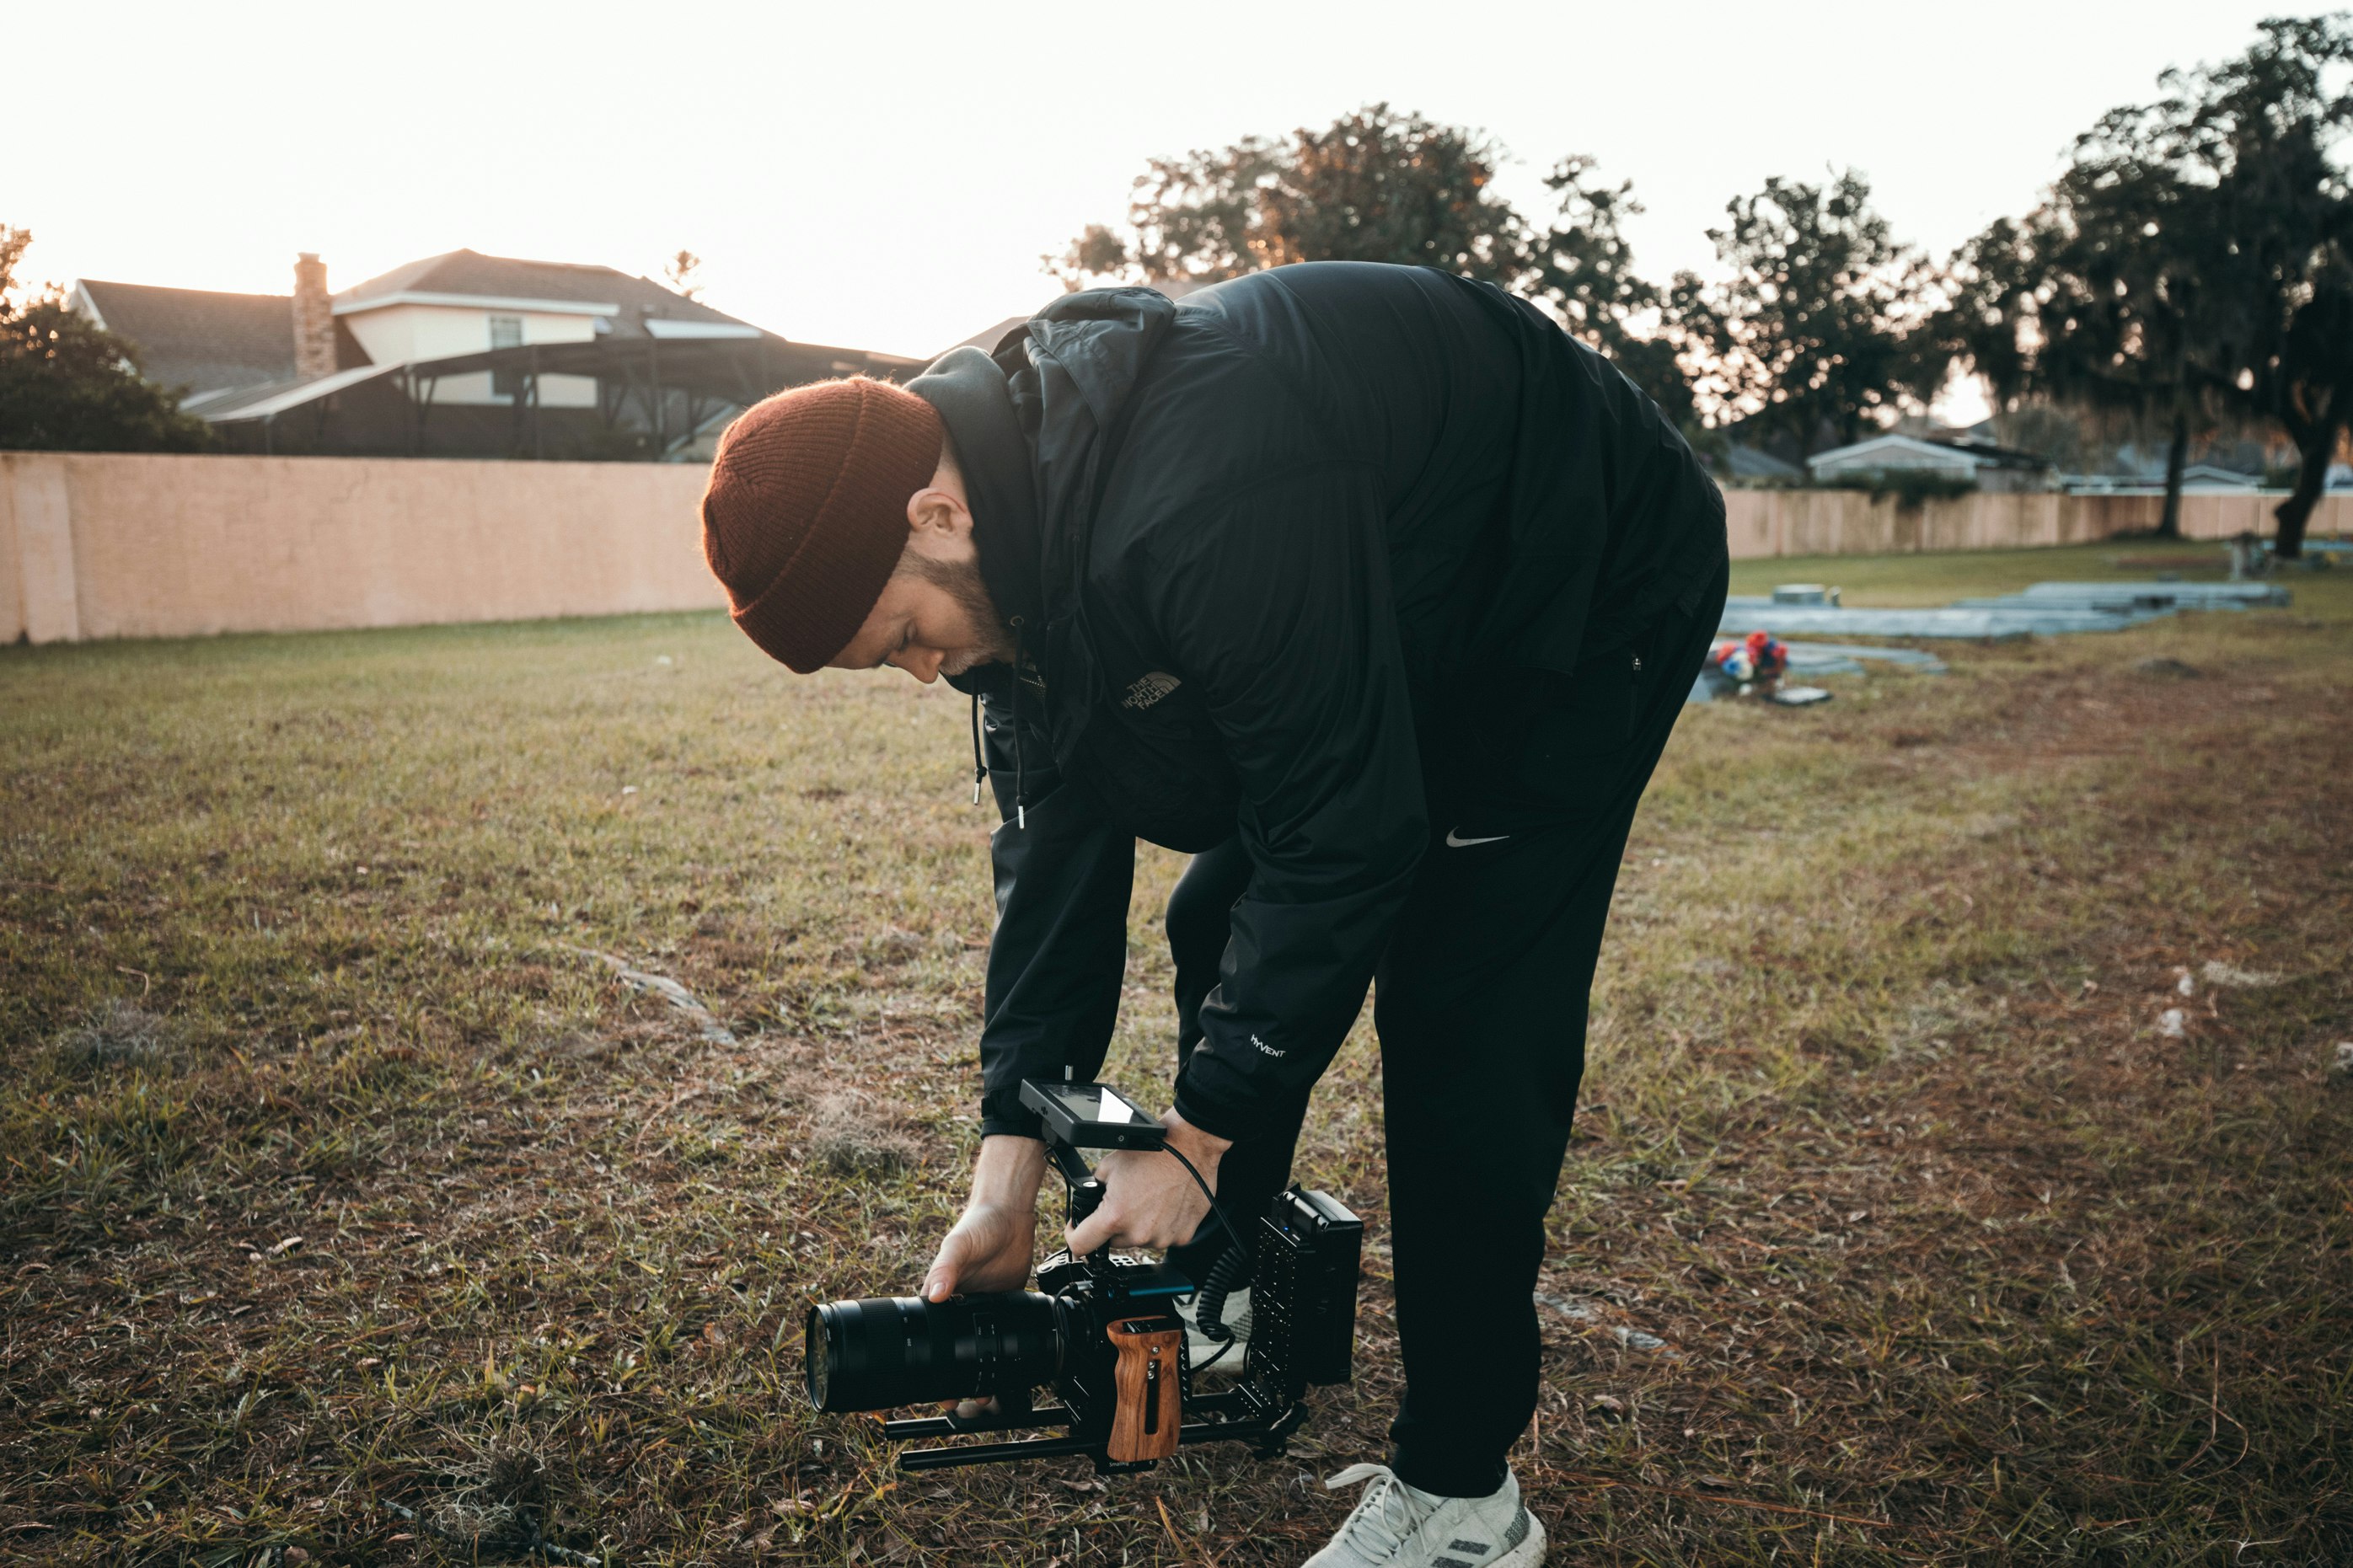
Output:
top-left (1632, 652), bottom-right (1643, 672)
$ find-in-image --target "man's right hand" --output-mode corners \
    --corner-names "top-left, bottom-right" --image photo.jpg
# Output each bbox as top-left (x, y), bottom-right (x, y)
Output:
top-left (923, 1133), bottom-right (1048, 1301)
top-left (922, 1200), bottom-right (1036, 1301)
top-left (924, 1133), bottom-right (1047, 1420)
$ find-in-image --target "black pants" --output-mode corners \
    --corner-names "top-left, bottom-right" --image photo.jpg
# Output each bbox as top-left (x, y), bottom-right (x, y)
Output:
top-left (1167, 559), bottom-right (1728, 1496)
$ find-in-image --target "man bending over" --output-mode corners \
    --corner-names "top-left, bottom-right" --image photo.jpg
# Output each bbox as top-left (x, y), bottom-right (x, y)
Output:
top-left (699, 261), bottom-right (1728, 1568)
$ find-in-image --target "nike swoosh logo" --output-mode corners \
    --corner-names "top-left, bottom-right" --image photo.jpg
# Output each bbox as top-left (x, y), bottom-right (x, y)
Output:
top-left (1444, 828), bottom-right (1510, 848)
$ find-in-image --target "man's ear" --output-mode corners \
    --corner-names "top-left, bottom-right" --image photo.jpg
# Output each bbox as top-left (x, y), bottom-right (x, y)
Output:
top-left (905, 484), bottom-right (973, 543)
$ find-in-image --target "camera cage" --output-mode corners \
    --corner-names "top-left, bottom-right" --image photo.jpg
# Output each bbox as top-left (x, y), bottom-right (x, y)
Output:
top-left (817, 1077), bottom-right (1363, 1475)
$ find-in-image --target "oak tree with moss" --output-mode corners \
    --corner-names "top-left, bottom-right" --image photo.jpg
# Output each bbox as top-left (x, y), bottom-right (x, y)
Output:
top-left (1936, 17), bottom-right (2353, 554)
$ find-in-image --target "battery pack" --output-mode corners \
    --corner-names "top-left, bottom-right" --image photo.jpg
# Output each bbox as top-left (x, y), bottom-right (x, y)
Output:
top-left (1249, 1187), bottom-right (1363, 1388)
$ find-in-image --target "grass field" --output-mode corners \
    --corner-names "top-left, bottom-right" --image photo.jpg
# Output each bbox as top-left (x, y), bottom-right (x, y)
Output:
top-left (3, 538), bottom-right (2350, 1566)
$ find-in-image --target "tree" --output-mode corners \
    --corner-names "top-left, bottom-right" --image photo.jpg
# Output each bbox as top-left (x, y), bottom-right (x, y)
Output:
top-left (1057, 105), bottom-right (1530, 288)
top-left (0, 227), bottom-right (215, 453)
top-left (1672, 172), bottom-right (1930, 458)
top-left (1525, 157), bottom-right (1698, 428)
top-left (1937, 16), bottom-right (2353, 554)
top-left (2186, 15), bottom-right (2353, 557)
top-left (1058, 110), bottom-right (1702, 425)
top-left (664, 249), bottom-right (705, 301)
top-left (1938, 130), bottom-right (2238, 537)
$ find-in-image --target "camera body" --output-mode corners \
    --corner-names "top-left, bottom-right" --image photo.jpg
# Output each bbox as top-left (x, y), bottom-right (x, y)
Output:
top-left (803, 1078), bottom-right (1363, 1474)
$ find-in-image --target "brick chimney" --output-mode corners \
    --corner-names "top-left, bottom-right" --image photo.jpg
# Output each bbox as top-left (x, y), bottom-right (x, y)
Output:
top-left (292, 253), bottom-right (335, 380)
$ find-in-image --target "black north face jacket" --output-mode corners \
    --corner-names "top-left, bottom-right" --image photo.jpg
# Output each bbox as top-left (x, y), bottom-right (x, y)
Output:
top-left (906, 262), bottom-right (1725, 1145)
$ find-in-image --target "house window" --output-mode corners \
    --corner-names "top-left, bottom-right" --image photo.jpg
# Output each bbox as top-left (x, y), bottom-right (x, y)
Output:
top-left (489, 314), bottom-right (524, 398)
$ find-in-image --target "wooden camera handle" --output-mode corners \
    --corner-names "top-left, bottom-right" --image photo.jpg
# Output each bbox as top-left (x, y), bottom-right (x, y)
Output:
top-left (1105, 1317), bottom-right (1183, 1463)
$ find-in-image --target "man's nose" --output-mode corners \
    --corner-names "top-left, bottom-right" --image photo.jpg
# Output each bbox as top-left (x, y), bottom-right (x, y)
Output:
top-left (893, 647), bottom-right (944, 683)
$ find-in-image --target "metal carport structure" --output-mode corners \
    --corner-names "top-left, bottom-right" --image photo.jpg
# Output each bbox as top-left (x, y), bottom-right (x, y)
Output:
top-left (199, 329), bottom-right (926, 459)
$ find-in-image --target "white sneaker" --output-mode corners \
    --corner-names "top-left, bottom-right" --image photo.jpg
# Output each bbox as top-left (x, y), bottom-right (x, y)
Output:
top-left (1303, 1464), bottom-right (1544, 1568)
top-left (1178, 1286), bottom-right (1252, 1375)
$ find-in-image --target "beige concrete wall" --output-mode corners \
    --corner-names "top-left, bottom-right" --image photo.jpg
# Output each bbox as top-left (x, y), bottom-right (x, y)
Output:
top-left (2, 451), bottom-right (721, 644)
top-left (1, 455), bottom-right (82, 644)
top-left (0, 458), bottom-right (21, 645)
top-left (7, 452), bottom-right (2349, 645)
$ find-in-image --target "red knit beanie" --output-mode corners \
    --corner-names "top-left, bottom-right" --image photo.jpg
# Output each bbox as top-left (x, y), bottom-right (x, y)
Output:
top-left (699, 377), bottom-right (944, 673)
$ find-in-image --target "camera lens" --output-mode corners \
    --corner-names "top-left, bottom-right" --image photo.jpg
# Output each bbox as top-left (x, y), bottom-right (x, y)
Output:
top-left (804, 1291), bottom-right (1065, 1412)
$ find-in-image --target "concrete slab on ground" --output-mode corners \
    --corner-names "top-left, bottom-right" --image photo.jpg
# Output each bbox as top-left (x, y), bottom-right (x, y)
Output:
top-left (1720, 604), bottom-right (2124, 638)
top-left (1720, 578), bottom-right (2289, 640)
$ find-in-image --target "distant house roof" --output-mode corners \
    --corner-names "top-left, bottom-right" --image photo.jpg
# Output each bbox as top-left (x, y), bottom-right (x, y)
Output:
top-left (183, 361), bottom-right (406, 423)
top-left (1932, 435), bottom-right (2056, 470)
top-left (2178, 463), bottom-right (2259, 489)
top-left (334, 249), bottom-right (757, 339)
top-left (1720, 442), bottom-right (1804, 483)
top-left (1808, 432), bottom-right (2051, 477)
top-left (2061, 462), bottom-right (2266, 495)
top-left (72, 280), bottom-right (307, 399)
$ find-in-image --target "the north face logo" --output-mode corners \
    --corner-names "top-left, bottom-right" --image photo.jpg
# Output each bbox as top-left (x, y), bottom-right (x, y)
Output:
top-left (1122, 672), bottom-right (1182, 710)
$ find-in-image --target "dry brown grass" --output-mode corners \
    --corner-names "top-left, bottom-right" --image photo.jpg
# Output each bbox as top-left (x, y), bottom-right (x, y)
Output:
top-left (2, 538), bottom-right (2348, 1565)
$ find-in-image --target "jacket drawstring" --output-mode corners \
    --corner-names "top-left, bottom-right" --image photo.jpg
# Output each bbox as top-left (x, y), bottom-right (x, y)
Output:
top-left (1009, 617), bottom-right (1027, 829)
top-left (968, 692), bottom-right (985, 805)
top-left (972, 619), bottom-right (1029, 829)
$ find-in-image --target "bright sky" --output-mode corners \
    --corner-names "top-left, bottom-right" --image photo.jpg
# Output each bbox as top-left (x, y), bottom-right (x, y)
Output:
top-left (10, 1), bottom-right (2298, 367)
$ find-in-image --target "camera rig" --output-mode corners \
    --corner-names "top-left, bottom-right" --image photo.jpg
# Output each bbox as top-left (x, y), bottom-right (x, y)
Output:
top-left (803, 1078), bottom-right (1362, 1476)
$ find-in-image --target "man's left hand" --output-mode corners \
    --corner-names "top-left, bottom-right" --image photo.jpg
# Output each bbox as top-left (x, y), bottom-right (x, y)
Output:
top-left (1064, 1110), bottom-right (1231, 1255)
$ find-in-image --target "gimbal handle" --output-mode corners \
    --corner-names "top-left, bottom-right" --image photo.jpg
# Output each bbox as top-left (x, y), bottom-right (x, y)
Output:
top-left (1046, 1138), bottom-right (1107, 1242)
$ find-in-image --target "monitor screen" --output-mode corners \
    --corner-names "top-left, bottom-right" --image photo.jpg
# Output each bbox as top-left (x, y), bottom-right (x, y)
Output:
top-left (1040, 1083), bottom-right (1142, 1125)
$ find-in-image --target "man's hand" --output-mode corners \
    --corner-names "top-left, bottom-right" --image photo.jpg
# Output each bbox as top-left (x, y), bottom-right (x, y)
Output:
top-left (923, 1201), bottom-right (1035, 1301)
top-left (925, 1135), bottom-right (1048, 1421)
top-left (923, 1135), bottom-right (1046, 1302)
top-left (1064, 1110), bottom-right (1232, 1255)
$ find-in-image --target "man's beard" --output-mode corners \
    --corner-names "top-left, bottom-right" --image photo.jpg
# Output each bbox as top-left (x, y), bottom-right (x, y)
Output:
top-left (896, 552), bottom-right (1016, 674)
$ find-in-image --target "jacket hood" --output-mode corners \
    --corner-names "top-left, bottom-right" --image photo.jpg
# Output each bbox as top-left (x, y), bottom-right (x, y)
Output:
top-left (1004, 287), bottom-right (1178, 610)
top-left (905, 346), bottom-right (1044, 632)
top-left (908, 288), bottom-right (1177, 663)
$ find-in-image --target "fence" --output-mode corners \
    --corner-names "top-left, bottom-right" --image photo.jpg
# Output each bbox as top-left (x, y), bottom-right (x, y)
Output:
top-left (3, 451), bottom-right (2342, 645)
top-left (1720, 485), bottom-right (2345, 559)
